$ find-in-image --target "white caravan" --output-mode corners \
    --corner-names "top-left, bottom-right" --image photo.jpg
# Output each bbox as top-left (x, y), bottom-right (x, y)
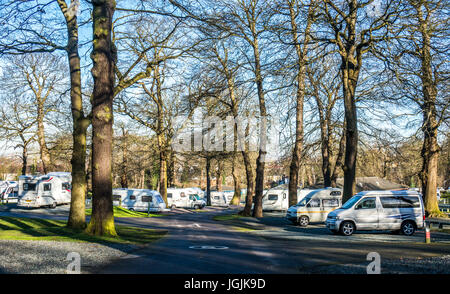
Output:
top-left (167, 188), bottom-right (206, 209)
top-left (326, 190), bottom-right (425, 236)
top-left (17, 172), bottom-right (72, 208)
top-left (0, 181), bottom-right (19, 204)
top-left (210, 191), bottom-right (230, 206)
top-left (262, 188), bottom-right (289, 211)
top-left (286, 187), bottom-right (343, 226)
top-left (113, 188), bottom-right (167, 212)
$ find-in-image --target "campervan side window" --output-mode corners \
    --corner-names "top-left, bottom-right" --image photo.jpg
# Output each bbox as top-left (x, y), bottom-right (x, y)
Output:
top-left (355, 197), bottom-right (376, 209)
top-left (268, 194), bottom-right (278, 201)
top-left (43, 183), bottom-right (51, 192)
top-left (113, 195), bottom-right (122, 201)
top-left (397, 196), bottom-right (420, 208)
top-left (130, 195), bottom-right (136, 200)
top-left (180, 192), bottom-right (186, 197)
top-left (380, 197), bottom-right (399, 209)
top-left (142, 196), bottom-right (152, 202)
top-left (167, 193), bottom-right (172, 198)
top-left (23, 183), bottom-right (37, 191)
top-left (214, 196), bottom-right (220, 200)
top-left (62, 183), bottom-right (71, 191)
top-left (307, 199), bottom-right (320, 207)
top-left (323, 199), bottom-right (339, 207)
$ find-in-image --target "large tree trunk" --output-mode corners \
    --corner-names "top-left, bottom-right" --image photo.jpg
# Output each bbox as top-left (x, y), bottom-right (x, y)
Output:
top-left (85, 0), bottom-right (117, 237)
top-left (287, 0), bottom-right (315, 207)
top-left (57, 0), bottom-right (89, 230)
top-left (418, 7), bottom-right (441, 217)
top-left (251, 40), bottom-right (267, 218)
top-left (341, 70), bottom-right (358, 202)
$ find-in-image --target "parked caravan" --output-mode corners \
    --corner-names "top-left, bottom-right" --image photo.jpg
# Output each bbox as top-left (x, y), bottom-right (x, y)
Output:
top-left (113, 188), bottom-right (167, 212)
top-left (210, 191), bottom-right (229, 207)
top-left (17, 172), bottom-right (72, 208)
top-left (166, 188), bottom-right (206, 209)
top-left (286, 187), bottom-right (343, 226)
top-left (262, 188), bottom-right (289, 211)
top-left (326, 190), bottom-right (425, 236)
top-left (0, 181), bottom-right (18, 204)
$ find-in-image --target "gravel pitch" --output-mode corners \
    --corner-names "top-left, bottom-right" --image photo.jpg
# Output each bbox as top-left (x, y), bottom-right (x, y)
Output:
top-left (0, 240), bottom-right (139, 274)
top-left (305, 255), bottom-right (450, 274)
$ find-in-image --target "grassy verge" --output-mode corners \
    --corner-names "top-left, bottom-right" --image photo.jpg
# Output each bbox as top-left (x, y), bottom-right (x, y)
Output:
top-left (0, 216), bottom-right (167, 245)
top-left (213, 214), bottom-right (245, 221)
top-left (213, 213), bottom-right (258, 232)
top-left (86, 206), bottom-right (164, 218)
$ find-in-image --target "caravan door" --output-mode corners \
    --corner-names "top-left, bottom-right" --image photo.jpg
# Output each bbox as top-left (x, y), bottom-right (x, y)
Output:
top-left (41, 181), bottom-right (55, 207)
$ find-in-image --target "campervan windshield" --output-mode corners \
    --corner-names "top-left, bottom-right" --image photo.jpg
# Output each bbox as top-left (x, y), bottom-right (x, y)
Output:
top-left (297, 190), bottom-right (319, 206)
top-left (341, 195), bottom-right (362, 209)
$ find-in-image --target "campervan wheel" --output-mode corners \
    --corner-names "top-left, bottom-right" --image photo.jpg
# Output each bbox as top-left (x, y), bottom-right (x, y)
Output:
top-left (298, 215), bottom-right (309, 227)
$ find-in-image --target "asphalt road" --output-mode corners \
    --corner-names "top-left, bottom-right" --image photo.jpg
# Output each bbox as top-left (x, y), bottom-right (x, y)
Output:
top-left (1, 204), bottom-right (450, 274)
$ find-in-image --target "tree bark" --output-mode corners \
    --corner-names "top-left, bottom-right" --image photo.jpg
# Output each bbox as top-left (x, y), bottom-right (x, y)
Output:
top-left (287, 0), bottom-right (315, 207)
top-left (206, 156), bottom-right (211, 206)
top-left (85, 0), bottom-right (117, 237)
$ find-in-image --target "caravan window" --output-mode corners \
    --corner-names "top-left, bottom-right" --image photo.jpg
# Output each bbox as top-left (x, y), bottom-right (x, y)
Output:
top-left (129, 195), bottom-right (136, 201)
top-left (62, 183), bottom-right (71, 191)
top-left (43, 183), bottom-right (52, 192)
top-left (113, 195), bottom-right (122, 201)
top-left (167, 193), bottom-right (172, 198)
top-left (268, 194), bottom-right (278, 201)
top-left (307, 199), bottom-right (321, 207)
top-left (323, 199), bottom-right (339, 207)
top-left (23, 183), bottom-right (37, 191)
top-left (142, 196), bottom-right (152, 202)
top-left (214, 196), bottom-right (220, 200)
top-left (180, 192), bottom-right (186, 197)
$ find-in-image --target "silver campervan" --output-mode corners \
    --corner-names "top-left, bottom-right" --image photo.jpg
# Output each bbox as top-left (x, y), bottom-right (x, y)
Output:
top-left (326, 190), bottom-right (425, 236)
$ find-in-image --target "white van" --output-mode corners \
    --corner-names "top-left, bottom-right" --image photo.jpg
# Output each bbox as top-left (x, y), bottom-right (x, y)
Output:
top-left (286, 188), bottom-right (343, 226)
top-left (17, 172), bottom-right (72, 208)
top-left (0, 181), bottom-right (19, 204)
top-left (113, 188), bottom-right (167, 212)
top-left (167, 188), bottom-right (206, 209)
top-left (326, 190), bottom-right (425, 236)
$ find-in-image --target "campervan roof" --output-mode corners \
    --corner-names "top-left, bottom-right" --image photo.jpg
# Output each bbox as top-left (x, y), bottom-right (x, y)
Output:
top-left (357, 190), bottom-right (420, 196)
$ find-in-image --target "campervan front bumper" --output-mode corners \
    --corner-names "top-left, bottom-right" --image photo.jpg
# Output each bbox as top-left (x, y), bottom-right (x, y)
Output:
top-left (285, 210), bottom-right (297, 222)
top-left (325, 217), bottom-right (342, 232)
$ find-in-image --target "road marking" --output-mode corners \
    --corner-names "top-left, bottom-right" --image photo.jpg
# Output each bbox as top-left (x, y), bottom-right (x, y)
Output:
top-left (189, 245), bottom-right (229, 250)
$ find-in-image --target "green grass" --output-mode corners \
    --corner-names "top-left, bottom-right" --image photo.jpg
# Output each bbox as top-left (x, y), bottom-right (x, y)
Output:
top-left (85, 206), bottom-right (164, 218)
top-left (213, 214), bottom-right (245, 221)
top-left (0, 216), bottom-right (167, 245)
